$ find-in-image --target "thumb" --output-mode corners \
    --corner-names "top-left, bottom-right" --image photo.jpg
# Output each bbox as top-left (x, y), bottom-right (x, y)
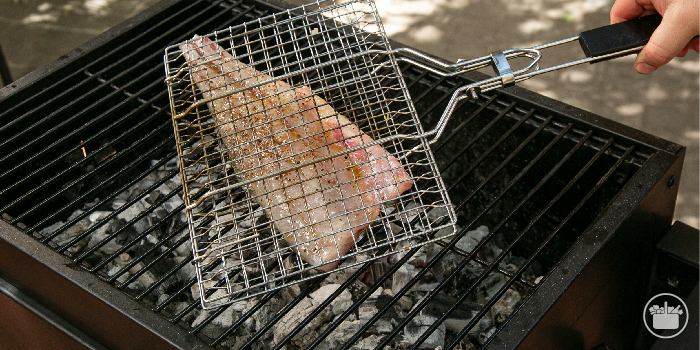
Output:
top-left (635, 4), bottom-right (700, 74)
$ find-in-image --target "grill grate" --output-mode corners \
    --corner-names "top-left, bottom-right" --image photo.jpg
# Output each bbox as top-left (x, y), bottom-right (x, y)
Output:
top-left (0, 0), bottom-right (658, 349)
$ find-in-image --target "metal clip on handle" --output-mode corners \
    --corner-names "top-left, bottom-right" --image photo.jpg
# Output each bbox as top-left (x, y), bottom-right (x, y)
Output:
top-left (398, 13), bottom-right (662, 145)
top-left (490, 50), bottom-right (515, 88)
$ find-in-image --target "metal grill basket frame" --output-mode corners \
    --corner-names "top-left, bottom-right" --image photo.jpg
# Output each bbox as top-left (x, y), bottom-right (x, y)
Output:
top-left (164, 0), bottom-right (458, 308)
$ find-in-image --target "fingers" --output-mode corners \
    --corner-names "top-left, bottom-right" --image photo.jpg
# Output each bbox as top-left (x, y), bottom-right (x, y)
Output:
top-left (691, 36), bottom-right (700, 53)
top-left (635, 3), bottom-right (700, 74)
top-left (610, 0), bottom-right (646, 23)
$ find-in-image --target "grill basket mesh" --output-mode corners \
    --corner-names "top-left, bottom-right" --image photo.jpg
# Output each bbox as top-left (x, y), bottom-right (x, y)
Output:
top-left (164, 0), bottom-right (457, 308)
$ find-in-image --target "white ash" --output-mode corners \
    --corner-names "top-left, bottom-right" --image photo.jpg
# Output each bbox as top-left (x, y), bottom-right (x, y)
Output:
top-left (273, 296), bottom-right (328, 347)
top-left (491, 288), bottom-right (522, 325)
top-left (39, 209), bottom-right (89, 254)
top-left (455, 225), bottom-right (489, 252)
top-left (392, 263), bottom-right (419, 293)
top-left (466, 314), bottom-right (495, 346)
top-left (321, 319), bottom-right (364, 349)
top-left (401, 313), bottom-right (446, 350)
top-left (309, 284), bottom-right (352, 315)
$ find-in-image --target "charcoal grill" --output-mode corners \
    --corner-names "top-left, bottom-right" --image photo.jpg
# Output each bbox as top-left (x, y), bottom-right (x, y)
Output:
top-left (0, 0), bottom-right (685, 349)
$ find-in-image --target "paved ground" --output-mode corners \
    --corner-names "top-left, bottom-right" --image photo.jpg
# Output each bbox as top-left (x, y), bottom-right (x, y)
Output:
top-left (1, 0), bottom-right (698, 227)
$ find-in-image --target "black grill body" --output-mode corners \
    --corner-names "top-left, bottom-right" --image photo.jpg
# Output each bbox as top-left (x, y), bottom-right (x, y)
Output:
top-left (0, 1), bottom-right (684, 349)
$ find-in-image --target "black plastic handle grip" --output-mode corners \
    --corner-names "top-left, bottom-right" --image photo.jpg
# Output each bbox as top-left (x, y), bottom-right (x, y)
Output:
top-left (579, 13), bottom-right (662, 62)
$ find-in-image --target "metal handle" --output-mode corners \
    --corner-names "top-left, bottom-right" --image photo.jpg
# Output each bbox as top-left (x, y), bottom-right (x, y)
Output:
top-left (392, 46), bottom-right (541, 145)
top-left (579, 14), bottom-right (661, 62)
top-left (396, 14), bottom-right (663, 145)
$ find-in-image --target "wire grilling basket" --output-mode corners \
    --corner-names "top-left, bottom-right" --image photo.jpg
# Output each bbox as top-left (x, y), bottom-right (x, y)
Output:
top-left (164, 0), bottom-right (659, 308)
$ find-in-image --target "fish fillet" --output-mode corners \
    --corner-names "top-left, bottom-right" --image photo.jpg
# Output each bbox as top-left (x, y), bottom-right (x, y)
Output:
top-left (180, 35), bottom-right (412, 271)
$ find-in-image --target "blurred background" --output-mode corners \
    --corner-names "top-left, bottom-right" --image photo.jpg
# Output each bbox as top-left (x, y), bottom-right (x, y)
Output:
top-left (1, 0), bottom-right (697, 227)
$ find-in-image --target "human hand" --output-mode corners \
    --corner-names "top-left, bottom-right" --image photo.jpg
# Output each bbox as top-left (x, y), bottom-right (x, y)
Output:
top-left (611, 0), bottom-right (699, 74)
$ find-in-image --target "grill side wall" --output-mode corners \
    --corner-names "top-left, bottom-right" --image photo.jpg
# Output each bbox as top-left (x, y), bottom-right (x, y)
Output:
top-left (0, 220), bottom-right (209, 350)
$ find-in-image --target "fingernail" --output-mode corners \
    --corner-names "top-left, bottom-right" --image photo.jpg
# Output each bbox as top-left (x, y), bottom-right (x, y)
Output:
top-left (636, 62), bottom-right (656, 74)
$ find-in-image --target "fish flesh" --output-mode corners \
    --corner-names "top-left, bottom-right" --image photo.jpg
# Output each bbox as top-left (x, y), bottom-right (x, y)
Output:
top-left (180, 35), bottom-right (412, 271)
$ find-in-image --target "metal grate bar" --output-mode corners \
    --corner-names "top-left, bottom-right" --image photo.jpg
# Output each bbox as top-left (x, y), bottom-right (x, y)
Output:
top-left (11, 124), bottom-right (173, 228)
top-left (296, 111), bottom-right (559, 350)
top-left (36, 142), bottom-right (172, 244)
top-left (245, 169), bottom-right (454, 348)
top-left (73, 181), bottom-right (180, 260)
top-left (377, 128), bottom-right (596, 349)
top-left (449, 142), bottom-right (635, 350)
top-left (333, 117), bottom-right (571, 350)
top-left (414, 137), bottom-right (620, 349)
top-left (0, 2), bottom-right (259, 221)
top-left (0, 94), bottom-right (167, 205)
top-left (0, 0), bottom-right (231, 125)
top-left (439, 101), bottom-right (517, 172)
top-left (0, 2), bottom-right (257, 205)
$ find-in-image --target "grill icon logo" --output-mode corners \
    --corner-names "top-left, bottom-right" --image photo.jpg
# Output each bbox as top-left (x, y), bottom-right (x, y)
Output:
top-left (643, 293), bottom-right (688, 338)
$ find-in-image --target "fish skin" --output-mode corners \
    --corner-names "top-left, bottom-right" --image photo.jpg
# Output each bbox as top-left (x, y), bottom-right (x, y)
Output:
top-left (180, 35), bottom-right (412, 271)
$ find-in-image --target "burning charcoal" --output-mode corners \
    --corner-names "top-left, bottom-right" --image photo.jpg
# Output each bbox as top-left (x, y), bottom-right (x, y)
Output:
top-left (145, 190), bottom-right (162, 205)
top-left (454, 338), bottom-right (478, 350)
top-left (354, 334), bottom-right (384, 350)
top-left (456, 225), bottom-right (489, 253)
top-left (435, 254), bottom-right (485, 298)
top-left (173, 256), bottom-right (195, 283)
top-left (323, 265), bottom-right (356, 285)
top-left (309, 284), bottom-right (352, 316)
top-left (321, 319), bottom-right (364, 348)
top-left (191, 293), bottom-right (238, 341)
top-left (401, 313), bottom-right (445, 350)
top-left (114, 220), bottom-right (137, 245)
top-left (273, 296), bottom-right (330, 348)
top-left (116, 253), bottom-right (160, 293)
top-left (117, 201), bottom-right (149, 233)
top-left (398, 295), bottom-right (414, 311)
top-left (246, 296), bottom-right (285, 341)
top-left (111, 198), bottom-right (126, 211)
top-left (476, 272), bottom-right (506, 302)
top-left (41, 209), bottom-right (90, 252)
top-left (86, 214), bottom-right (127, 255)
top-left (173, 231), bottom-right (192, 257)
top-left (491, 288), bottom-right (521, 326)
top-left (191, 289), bottom-right (227, 327)
top-left (391, 263), bottom-right (419, 293)
top-left (470, 325), bottom-right (496, 346)
top-left (375, 318), bottom-right (394, 334)
top-left (238, 208), bottom-right (264, 229)
top-left (105, 260), bottom-right (130, 284)
top-left (466, 315), bottom-right (494, 346)
top-left (354, 290), bottom-right (405, 328)
top-left (88, 210), bottom-right (111, 224)
top-left (211, 305), bottom-right (236, 328)
top-left (412, 293), bottom-right (481, 333)
top-left (191, 280), bottom-right (217, 301)
top-left (156, 293), bottom-right (170, 306)
top-left (160, 157), bottom-right (179, 171)
top-left (346, 279), bottom-right (370, 301)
